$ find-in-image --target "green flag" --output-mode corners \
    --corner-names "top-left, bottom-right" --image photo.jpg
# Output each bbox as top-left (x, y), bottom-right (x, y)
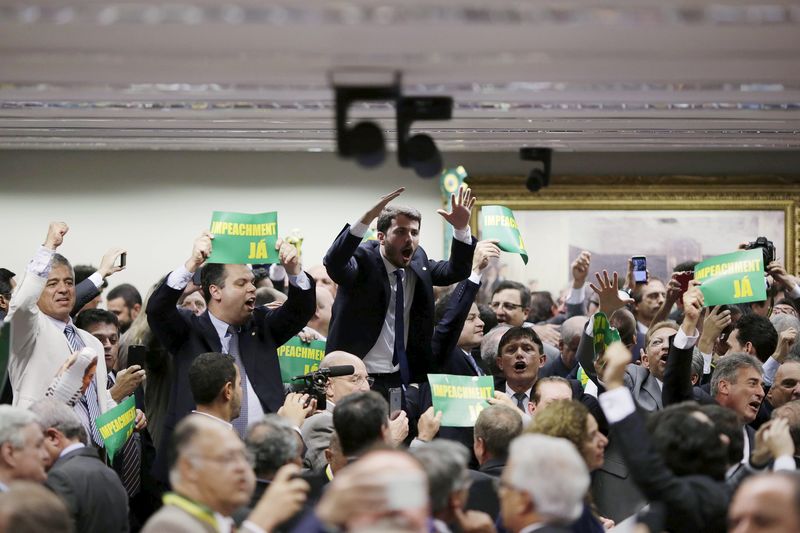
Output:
top-left (694, 249), bottom-right (767, 306)
top-left (207, 211), bottom-right (279, 264)
top-left (593, 312), bottom-right (622, 359)
top-left (480, 205), bottom-right (528, 264)
top-left (428, 374), bottom-right (494, 427)
top-left (95, 395), bottom-right (136, 463)
top-left (440, 166), bottom-right (468, 257)
top-left (276, 337), bottom-right (326, 384)
top-left (0, 323), bottom-right (9, 399)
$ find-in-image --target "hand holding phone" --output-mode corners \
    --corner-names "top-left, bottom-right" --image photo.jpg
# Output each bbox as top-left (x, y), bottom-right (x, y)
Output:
top-left (632, 256), bottom-right (647, 284)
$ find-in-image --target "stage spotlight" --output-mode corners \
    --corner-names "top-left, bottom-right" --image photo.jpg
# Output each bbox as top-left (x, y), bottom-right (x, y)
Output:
top-left (520, 147), bottom-right (552, 192)
top-left (332, 70), bottom-right (400, 168)
top-left (397, 96), bottom-right (452, 178)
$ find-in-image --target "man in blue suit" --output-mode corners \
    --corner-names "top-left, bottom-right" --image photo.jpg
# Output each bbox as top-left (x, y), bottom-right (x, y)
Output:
top-left (324, 187), bottom-right (476, 393)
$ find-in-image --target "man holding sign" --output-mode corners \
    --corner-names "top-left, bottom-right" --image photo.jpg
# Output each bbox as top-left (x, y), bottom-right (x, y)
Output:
top-left (325, 186), bottom-right (476, 393)
top-left (147, 225), bottom-right (315, 481)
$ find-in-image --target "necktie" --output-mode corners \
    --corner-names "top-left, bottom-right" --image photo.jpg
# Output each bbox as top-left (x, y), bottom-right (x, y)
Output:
top-left (392, 270), bottom-right (410, 386)
top-left (64, 325), bottom-right (103, 447)
top-left (227, 326), bottom-right (249, 438)
top-left (464, 351), bottom-right (484, 376)
top-left (513, 392), bottom-right (527, 412)
top-left (107, 372), bottom-right (141, 497)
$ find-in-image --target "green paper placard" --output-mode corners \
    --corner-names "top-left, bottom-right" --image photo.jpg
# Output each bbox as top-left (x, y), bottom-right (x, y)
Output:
top-left (428, 374), bottom-right (494, 427)
top-left (207, 211), bottom-right (279, 264)
top-left (440, 166), bottom-right (468, 258)
top-left (480, 205), bottom-right (529, 264)
top-left (593, 312), bottom-right (621, 359)
top-left (95, 395), bottom-right (136, 463)
top-left (694, 249), bottom-right (766, 306)
top-left (0, 323), bottom-right (9, 399)
top-left (277, 337), bottom-right (327, 384)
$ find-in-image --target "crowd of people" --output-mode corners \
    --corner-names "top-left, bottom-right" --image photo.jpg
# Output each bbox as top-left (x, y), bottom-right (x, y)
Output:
top-left (1, 185), bottom-right (800, 533)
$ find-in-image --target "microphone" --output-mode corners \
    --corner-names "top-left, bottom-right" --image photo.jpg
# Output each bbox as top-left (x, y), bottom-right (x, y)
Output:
top-left (290, 365), bottom-right (355, 381)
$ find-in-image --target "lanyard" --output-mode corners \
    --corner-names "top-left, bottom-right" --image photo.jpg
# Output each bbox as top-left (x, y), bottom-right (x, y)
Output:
top-left (163, 492), bottom-right (219, 531)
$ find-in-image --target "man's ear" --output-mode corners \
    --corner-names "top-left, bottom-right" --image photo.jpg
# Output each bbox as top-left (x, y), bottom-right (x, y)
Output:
top-left (744, 341), bottom-right (756, 356)
top-left (0, 294), bottom-right (8, 309)
top-left (222, 381), bottom-right (233, 402)
top-left (527, 401), bottom-right (536, 415)
top-left (208, 284), bottom-right (223, 303)
top-left (495, 356), bottom-right (503, 371)
top-left (538, 354), bottom-right (547, 367)
top-left (640, 353), bottom-right (650, 369)
top-left (523, 307), bottom-right (531, 318)
top-left (473, 436), bottom-right (485, 459)
top-left (377, 231), bottom-right (386, 245)
top-left (132, 303), bottom-right (141, 316)
top-left (717, 379), bottom-right (731, 396)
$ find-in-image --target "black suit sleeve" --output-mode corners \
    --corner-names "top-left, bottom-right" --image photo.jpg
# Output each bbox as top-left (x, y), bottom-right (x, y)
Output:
top-left (431, 279), bottom-right (479, 369)
top-left (323, 225), bottom-right (363, 287)
top-left (426, 237), bottom-right (477, 286)
top-left (263, 275), bottom-right (317, 346)
top-left (145, 276), bottom-right (191, 355)
top-left (576, 325), bottom-right (599, 386)
top-left (71, 277), bottom-right (101, 317)
top-left (662, 337), bottom-right (696, 406)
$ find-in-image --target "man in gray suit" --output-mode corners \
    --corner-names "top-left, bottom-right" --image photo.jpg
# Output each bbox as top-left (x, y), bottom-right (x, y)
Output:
top-left (30, 399), bottom-right (129, 533)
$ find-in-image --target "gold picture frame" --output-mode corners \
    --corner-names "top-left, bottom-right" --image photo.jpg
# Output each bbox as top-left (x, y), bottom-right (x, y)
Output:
top-left (467, 175), bottom-right (800, 280)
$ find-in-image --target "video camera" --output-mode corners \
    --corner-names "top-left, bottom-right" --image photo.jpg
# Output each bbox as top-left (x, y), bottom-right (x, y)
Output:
top-left (287, 365), bottom-right (354, 411)
top-left (745, 236), bottom-right (776, 272)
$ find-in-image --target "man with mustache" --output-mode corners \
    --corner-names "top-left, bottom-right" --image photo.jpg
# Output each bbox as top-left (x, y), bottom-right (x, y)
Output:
top-left (324, 187), bottom-right (476, 393)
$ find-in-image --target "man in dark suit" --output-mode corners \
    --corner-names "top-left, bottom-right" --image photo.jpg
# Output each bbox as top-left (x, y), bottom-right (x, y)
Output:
top-left (324, 187), bottom-right (476, 392)
top-left (31, 399), bottom-right (129, 533)
top-left (473, 404), bottom-right (522, 477)
top-left (146, 230), bottom-right (315, 482)
top-left (499, 434), bottom-right (590, 533)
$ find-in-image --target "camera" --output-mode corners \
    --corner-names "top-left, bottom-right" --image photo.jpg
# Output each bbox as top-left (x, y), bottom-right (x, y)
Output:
top-left (286, 365), bottom-right (354, 411)
top-left (745, 236), bottom-right (776, 271)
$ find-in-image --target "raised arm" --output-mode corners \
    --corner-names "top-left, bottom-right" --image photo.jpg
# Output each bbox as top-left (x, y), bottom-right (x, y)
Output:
top-left (662, 286), bottom-right (703, 406)
top-left (264, 238), bottom-right (316, 345)
top-left (70, 247), bottom-right (126, 317)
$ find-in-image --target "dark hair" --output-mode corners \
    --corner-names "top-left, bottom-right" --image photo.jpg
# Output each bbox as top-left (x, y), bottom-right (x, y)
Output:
top-left (376, 206), bottom-right (422, 234)
top-left (478, 303), bottom-right (498, 334)
top-left (474, 405), bottom-right (523, 461)
top-left (645, 403), bottom-right (729, 481)
top-left (0, 268), bottom-right (15, 283)
top-left (201, 263), bottom-right (228, 302)
top-left (698, 403), bottom-right (744, 467)
top-left (106, 283), bottom-right (142, 309)
top-left (0, 277), bottom-right (12, 299)
top-left (333, 391), bottom-right (388, 457)
top-left (74, 308), bottom-right (119, 332)
top-left (188, 352), bottom-right (237, 405)
top-left (498, 326), bottom-right (543, 356)
top-left (528, 291), bottom-right (556, 323)
top-left (610, 308), bottom-right (637, 347)
top-left (492, 280), bottom-right (531, 309)
top-left (734, 314), bottom-right (779, 362)
top-left (673, 261), bottom-right (698, 273)
top-left (73, 263), bottom-right (106, 289)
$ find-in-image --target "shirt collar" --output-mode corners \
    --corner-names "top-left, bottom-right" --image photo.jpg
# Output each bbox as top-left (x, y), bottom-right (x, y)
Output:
top-left (59, 442), bottom-right (86, 458)
top-left (505, 384), bottom-right (533, 400)
top-left (379, 247), bottom-right (402, 276)
top-left (46, 314), bottom-right (74, 333)
top-left (207, 311), bottom-right (232, 341)
top-left (191, 410), bottom-right (234, 431)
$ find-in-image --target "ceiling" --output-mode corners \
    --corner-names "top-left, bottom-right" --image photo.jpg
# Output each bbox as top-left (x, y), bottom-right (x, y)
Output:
top-left (1, 0), bottom-right (799, 152)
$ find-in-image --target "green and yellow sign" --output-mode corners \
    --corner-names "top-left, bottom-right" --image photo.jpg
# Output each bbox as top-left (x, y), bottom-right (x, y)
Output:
top-left (95, 395), bottom-right (136, 463)
top-left (207, 211), bottom-right (279, 264)
top-left (694, 249), bottom-right (766, 306)
top-left (480, 205), bottom-right (528, 264)
top-left (428, 374), bottom-right (494, 427)
top-left (277, 337), bottom-right (326, 384)
top-left (593, 312), bottom-right (621, 359)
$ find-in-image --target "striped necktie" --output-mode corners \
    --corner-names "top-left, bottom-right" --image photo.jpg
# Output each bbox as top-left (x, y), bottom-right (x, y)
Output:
top-left (107, 373), bottom-right (141, 497)
top-left (227, 326), bottom-right (249, 438)
top-left (513, 392), bottom-right (527, 412)
top-left (64, 325), bottom-right (103, 447)
top-left (392, 270), bottom-right (410, 386)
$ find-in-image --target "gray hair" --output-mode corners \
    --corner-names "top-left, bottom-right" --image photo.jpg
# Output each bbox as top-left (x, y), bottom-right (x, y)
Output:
top-left (49, 253), bottom-right (74, 277)
top-left (410, 440), bottom-right (471, 515)
top-left (0, 406), bottom-right (40, 449)
top-left (560, 316), bottom-right (586, 347)
top-left (711, 352), bottom-right (764, 397)
top-left (481, 324), bottom-right (511, 367)
top-left (29, 399), bottom-right (87, 444)
top-left (246, 414), bottom-right (300, 478)
top-left (474, 405), bottom-right (523, 461)
top-left (508, 434), bottom-right (589, 524)
top-left (690, 348), bottom-right (705, 383)
top-left (771, 313), bottom-right (800, 339)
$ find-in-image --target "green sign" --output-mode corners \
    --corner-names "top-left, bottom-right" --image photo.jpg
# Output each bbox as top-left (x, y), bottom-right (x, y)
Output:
top-left (593, 312), bottom-right (621, 359)
top-left (0, 323), bottom-right (9, 399)
top-left (480, 205), bottom-right (528, 264)
top-left (95, 395), bottom-right (136, 463)
top-left (276, 337), bottom-right (326, 384)
top-left (440, 166), bottom-right (468, 257)
top-left (428, 374), bottom-right (494, 427)
top-left (207, 211), bottom-right (279, 264)
top-left (694, 249), bottom-right (766, 306)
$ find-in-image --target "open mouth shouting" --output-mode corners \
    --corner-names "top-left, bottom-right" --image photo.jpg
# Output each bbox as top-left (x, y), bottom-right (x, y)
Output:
top-left (244, 296), bottom-right (256, 311)
top-left (513, 360), bottom-right (528, 373)
top-left (401, 246), bottom-right (414, 263)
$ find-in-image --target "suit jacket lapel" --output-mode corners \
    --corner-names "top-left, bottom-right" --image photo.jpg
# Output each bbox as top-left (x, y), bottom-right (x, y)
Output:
top-left (643, 374), bottom-right (663, 409)
top-left (198, 312), bottom-right (223, 353)
top-left (367, 242), bottom-right (391, 307)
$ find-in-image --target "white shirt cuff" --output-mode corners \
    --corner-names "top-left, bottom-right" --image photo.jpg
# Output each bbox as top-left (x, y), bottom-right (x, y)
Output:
top-left (349, 221), bottom-right (369, 238)
top-left (788, 284), bottom-right (800, 299)
top-left (241, 520), bottom-right (268, 533)
top-left (453, 225), bottom-right (472, 244)
top-left (673, 328), bottom-right (699, 350)
top-left (468, 271), bottom-right (482, 284)
top-left (763, 356), bottom-right (781, 386)
top-left (166, 265), bottom-right (193, 290)
top-left (599, 387), bottom-right (637, 424)
top-left (774, 455), bottom-right (797, 472)
top-left (88, 272), bottom-right (104, 289)
top-left (701, 351), bottom-right (712, 375)
top-left (28, 246), bottom-right (54, 278)
top-left (566, 286), bottom-right (585, 304)
top-left (289, 272), bottom-right (312, 290)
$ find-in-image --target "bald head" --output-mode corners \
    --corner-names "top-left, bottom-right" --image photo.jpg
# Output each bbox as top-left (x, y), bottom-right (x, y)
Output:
top-left (308, 287), bottom-right (334, 336)
top-left (309, 264), bottom-right (337, 298)
top-left (767, 361), bottom-right (800, 409)
top-left (322, 351), bottom-right (371, 403)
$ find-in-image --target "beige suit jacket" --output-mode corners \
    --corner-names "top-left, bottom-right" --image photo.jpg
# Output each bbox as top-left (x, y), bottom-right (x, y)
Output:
top-left (8, 270), bottom-right (115, 411)
top-left (141, 504), bottom-right (218, 533)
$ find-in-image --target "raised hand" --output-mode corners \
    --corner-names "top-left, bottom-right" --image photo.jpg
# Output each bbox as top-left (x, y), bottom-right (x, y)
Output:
top-left (109, 365), bottom-right (146, 402)
top-left (185, 231), bottom-right (213, 272)
top-left (472, 239), bottom-right (501, 274)
top-left (571, 251), bottom-right (592, 288)
top-left (416, 406), bottom-right (443, 442)
top-left (98, 247), bottom-right (127, 279)
top-left (387, 410), bottom-right (409, 445)
top-left (773, 327), bottom-right (798, 363)
top-left (44, 222), bottom-right (69, 250)
top-left (698, 305), bottom-right (732, 355)
top-left (360, 188), bottom-right (405, 225)
top-left (589, 270), bottom-right (633, 314)
top-left (276, 238), bottom-right (301, 276)
top-left (437, 185), bottom-right (476, 230)
top-left (681, 286), bottom-right (704, 333)
top-left (767, 260), bottom-right (799, 292)
top-left (277, 392), bottom-right (317, 428)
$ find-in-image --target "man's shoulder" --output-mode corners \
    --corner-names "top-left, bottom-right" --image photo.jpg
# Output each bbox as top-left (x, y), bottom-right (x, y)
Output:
top-left (142, 504), bottom-right (216, 533)
top-left (302, 411), bottom-right (334, 436)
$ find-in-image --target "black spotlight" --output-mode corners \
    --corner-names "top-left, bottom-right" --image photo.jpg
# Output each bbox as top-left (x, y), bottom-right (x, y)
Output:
top-left (520, 147), bottom-right (552, 192)
top-left (397, 96), bottom-right (452, 178)
top-left (332, 71), bottom-right (400, 168)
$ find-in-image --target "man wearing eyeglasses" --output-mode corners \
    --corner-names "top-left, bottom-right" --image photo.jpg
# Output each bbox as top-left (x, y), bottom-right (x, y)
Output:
top-left (301, 351), bottom-right (376, 472)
